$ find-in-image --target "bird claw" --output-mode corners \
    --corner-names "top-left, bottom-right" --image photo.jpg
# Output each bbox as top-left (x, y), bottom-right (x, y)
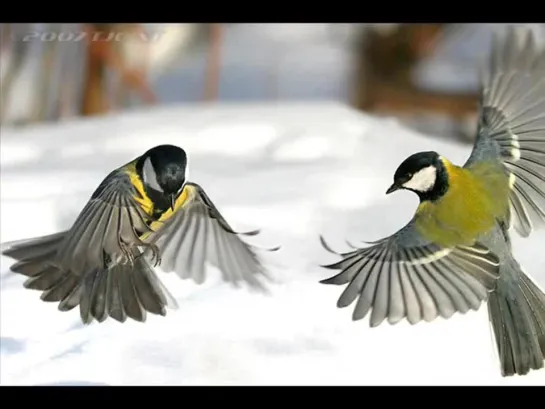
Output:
top-left (127, 248), bottom-right (136, 267)
top-left (147, 243), bottom-right (161, 267)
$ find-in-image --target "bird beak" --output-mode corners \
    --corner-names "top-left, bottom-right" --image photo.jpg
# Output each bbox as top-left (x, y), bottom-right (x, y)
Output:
top-left (386, 183), bottom-right (400, 195)
top-left (170, 194), bottom-right (176, 211)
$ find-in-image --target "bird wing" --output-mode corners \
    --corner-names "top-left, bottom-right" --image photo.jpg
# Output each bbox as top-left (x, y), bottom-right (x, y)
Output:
top-left (464, 26), bottom-right (545, 237)
top-left (320, 218), bottom-right (500, 327)
top-left (52, 169), bottom-right (155, 275)
top-left (144, 182), bottom-right (277, 292)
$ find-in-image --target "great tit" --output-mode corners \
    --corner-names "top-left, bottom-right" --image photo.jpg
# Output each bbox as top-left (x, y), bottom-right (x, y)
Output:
top-left (1, 144), bottom-right (277, 324)
top-left (320, 26), bottom-right (545, 377)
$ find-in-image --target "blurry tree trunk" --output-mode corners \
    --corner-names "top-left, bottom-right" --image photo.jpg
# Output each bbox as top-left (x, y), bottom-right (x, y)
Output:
top-left (0, 24), bottom-right (31, 124)
top-left (114, 69), bottom-right (130, 109)
top-left (80, 24), bottom-right (156, 117)
top-left (113, 24), bottom-right (152, 110)
top-left (0, 24), bottom-right (11, 53)
top-left (113, 28), bottom-right (131, 110)
top-left (58, 78), bottom-right (73, 119)
top-left (57, 29), bottom-right (86, 120)
top-left (354, 24), bottom-right (478, 122)
top-left (31, 23), bottom-right (61, 122)
top-left (81, 24), bottom-right (110, 116)
top-left (204, 23), bottom-right (223, 101)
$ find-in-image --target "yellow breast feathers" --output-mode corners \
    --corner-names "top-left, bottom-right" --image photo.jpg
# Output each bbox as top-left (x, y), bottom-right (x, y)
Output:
top-left (149, 184), bottom-right (194, 231)
top-left (125, 162), bottom-right (154, 216)
top-left (415, 158), bottom-right (510, 248)
top-left (123, 162), bottom-right (195, 236)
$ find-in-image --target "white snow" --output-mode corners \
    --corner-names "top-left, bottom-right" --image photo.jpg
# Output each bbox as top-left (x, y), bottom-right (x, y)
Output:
top-left (1, 101), bottom-right (545, 385)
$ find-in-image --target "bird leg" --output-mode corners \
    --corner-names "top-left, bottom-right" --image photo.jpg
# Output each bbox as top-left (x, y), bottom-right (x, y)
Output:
top-left (119, 242), bottom-right (136, 267)
top-left (149, 243), bottom-right (162, 267)
top-left (139, 242), bottom-right (161, 267)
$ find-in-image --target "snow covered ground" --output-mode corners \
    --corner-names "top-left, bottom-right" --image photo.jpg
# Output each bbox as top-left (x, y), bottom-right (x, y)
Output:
top-left (1, 102), bottom-right (544, 385)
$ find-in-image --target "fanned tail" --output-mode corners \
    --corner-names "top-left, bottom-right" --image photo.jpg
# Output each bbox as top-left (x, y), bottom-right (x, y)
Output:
top-left (487, 260), bottom-right (545, 376)
top-left (2, 233), bottom-right (178, 324)
top-left (79, 250), bottom-right (178, 324)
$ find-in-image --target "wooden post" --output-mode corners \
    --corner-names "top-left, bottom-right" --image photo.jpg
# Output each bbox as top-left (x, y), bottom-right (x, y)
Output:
top-left (204, 23), bottom-right (223, 102)
top-left (80, 24), bottom-right (110, 116)
top-left (80, 23), bottom-right (156, 117)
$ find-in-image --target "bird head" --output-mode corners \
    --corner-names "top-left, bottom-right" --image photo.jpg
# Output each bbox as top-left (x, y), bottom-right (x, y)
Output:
top-left (139, 144), bottom-right (188, 211)
top-left (386, 151), bottom-right (448, 202)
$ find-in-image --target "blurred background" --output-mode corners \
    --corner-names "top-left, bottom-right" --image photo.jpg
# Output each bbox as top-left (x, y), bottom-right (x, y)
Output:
top-left (1, 23), bottom-right (545, 141)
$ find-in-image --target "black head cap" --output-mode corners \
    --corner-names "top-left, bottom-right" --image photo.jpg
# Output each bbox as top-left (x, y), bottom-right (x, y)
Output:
top-left (393, 151), bottom-right (440, 183)
top-left (137, 145), bottom-right (188, 211)
top-left (386, 151), bottom-right (448, 201)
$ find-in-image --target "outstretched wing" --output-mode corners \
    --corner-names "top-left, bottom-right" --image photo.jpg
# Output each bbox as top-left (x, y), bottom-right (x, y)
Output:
top-left (1, 171), bottom-right (177, 325)
top-left (464, 26), bottom-right (545, 237)
top-left (145, 182), bottom-right (278, 292)
top-left (52, 169), bottom-right (154, 275)
top-left (320, 219), bottom-right (500, 327)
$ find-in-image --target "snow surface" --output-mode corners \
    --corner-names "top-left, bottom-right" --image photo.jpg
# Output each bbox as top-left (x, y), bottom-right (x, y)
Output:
top-left (1, 102), bottom-right (545, 385)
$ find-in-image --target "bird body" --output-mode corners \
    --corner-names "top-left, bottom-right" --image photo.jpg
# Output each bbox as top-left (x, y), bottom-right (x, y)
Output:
top-left (320, 26), bottom-right (545, 377)
top-left (1, 144), bottom-right (275, 325)
top-left (414, 158), bottom-right (510, 248)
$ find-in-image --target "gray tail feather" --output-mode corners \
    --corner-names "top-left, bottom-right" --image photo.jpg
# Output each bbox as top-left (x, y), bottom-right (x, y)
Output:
top-left (487, 264), bottom-right (545, 376)
top-left (79, 251), bottom-right (179, 324)
top-left (3, 233), bottom-right (178, 324)
top-left (1, 231), bottom-right (67, 262)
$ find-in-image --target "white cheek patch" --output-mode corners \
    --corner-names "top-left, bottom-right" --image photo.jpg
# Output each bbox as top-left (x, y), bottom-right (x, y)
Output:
top-left (142, 156), bottom-right (164, 192)
top-left (403, 165), bottom-right (437, 192)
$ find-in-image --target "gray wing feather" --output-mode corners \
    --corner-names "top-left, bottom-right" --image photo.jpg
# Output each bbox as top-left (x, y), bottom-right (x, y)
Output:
top-left (147, 182), bottom-right (276, 292)
top-left (320, 220), bottom-right (500, 327)
top-left (465, 26), bottom-right (545, 237)
top-left (2, 169), bottom-right (178, 324)
top-left (54, 170), bottom-right (153, 274)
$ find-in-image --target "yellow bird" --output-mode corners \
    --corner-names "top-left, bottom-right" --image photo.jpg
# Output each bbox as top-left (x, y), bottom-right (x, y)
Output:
top-left (320, 27), bottom-right (545, 377)
top-left (1, 144), bottom-right (277, 324)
